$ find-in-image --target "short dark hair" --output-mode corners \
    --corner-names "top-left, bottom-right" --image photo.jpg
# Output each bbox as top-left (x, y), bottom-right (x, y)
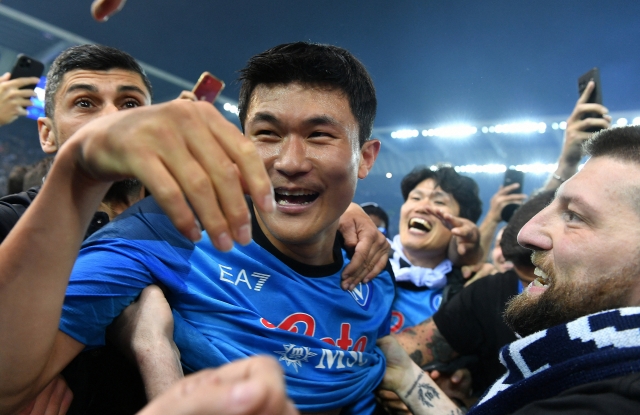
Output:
top-left (584, 126), bottom-right (640, 216)
top-left (103, 179), bottom-right (143, 206)
top-left (360, 202), bottom-right (389, 230)
top-left (501, 190), bottom-right (555, 268)
top-left (584, 125), bottom-right (640, 162)
top-left (45, 44), bottom-right (153, 117)
top-left (237, 42), bottom-right (376, 147)
top-left (400, 166), bottom-right (482, 223)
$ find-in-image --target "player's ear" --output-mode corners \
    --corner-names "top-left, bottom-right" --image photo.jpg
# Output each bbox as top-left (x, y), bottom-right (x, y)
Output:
top-left (38, 117), bottom-right (59, 154)
top-left (358, 139), bottom-right (380, 179)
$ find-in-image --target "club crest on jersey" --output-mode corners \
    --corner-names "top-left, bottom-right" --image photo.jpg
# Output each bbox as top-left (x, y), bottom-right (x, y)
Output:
top-left (349, 282), bottom-right (373, 310)
top-left (275, 343), bottom-right (317, 372)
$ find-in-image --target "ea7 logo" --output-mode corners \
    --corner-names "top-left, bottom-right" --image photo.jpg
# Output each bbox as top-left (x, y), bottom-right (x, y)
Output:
top-left (219, 264), bottom-right (270, 291)
top-left (349, 282), bottom-right (373, 310)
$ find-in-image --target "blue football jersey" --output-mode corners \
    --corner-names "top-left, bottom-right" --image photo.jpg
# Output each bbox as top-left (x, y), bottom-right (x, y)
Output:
top-left (391, 284), bottom-right (444, 332)
top-left (60, 197), bottom-right (395, 413)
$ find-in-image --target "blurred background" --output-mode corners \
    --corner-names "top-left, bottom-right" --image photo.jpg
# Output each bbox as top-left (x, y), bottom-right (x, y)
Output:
top-left (1, 0), bottom-right (639, 235)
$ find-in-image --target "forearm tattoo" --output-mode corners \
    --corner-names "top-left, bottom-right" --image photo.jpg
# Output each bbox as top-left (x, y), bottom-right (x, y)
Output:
top-left (429, 328), bottom-right (456, 363)
top-left (404, 372), bottom-right (440, 408)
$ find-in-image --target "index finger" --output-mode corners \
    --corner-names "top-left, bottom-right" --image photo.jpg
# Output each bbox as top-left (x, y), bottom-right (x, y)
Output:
top-left (577, 80), bottom-right (595, 104)
top-left (7, 77), bottom-right (41, 88)
top-left (201, 105), bottom-right (275, 213)
top-left (498, 183), bottom-right (520, 194)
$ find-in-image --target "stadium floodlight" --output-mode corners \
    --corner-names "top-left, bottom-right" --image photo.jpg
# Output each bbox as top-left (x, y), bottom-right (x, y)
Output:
top-left (421, 125), bottom-right (477, 138)
top-left (455, 164), bottom-right (507, 174)
top-left (513, 163), bottom-right (557, 174)
top-left (391, 129), bottom-right (420, 139)
top-left (492, 121), bottom-right (546, 134)
top-left (223, 102), bottom-right (239, 115)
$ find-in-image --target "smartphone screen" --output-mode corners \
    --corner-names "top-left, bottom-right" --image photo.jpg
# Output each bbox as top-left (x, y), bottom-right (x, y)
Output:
top-left (192, 72), bottom-right (225, 103)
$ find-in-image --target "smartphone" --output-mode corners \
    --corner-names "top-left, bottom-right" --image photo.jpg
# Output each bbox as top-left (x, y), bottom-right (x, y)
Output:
top-left (503, 168), bottom-right (524, 194)
top-left (578, 67), bottom-right (603, 133)
top-left (10, 54), bottom-right (45, 90)
top-left (192, 72), bottom-right (225, 103)
top-left (501, 168), bottom-right (525, 222)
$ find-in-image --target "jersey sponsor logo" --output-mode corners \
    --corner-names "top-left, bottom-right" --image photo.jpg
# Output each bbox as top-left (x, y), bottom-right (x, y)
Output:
top-left (275, 344), bottom-right (317, 372)
top-left (349, 281), bottom-right (373, 310)
top-left (219, 264), bottom-right (270, 291)
top-left (260, 313), bottom-right (316, 336)
top-left (390, 310), bottom-right (405, 333)
top-left (261, 314), bottom-right (370, 369)
top-left (315, 349), bottom-right (369, 369)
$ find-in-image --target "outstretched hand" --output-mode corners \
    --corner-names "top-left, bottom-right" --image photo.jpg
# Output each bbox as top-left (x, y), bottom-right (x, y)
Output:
top-left (137, 356), bottom-right (299, 415)
top-left (339, 203), bottom-right (390, 290)
top-left (68, 99), bottom-right (275, 251)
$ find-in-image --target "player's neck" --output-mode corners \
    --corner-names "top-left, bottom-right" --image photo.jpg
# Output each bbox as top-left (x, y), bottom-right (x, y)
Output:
top-left (402, 246), bottom-right (446, 269)
top-left (254, 212), bottom-right (338, 266)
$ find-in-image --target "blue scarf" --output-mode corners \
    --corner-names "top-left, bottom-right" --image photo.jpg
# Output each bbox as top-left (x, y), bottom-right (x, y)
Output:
top-left (470, 307), bottom-right (640, 415)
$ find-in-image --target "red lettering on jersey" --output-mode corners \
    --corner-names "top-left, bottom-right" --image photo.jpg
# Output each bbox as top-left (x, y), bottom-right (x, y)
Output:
top-left (261, 313), bottom-right (316, 336)
top-left (336, 323), bottom-right (354, 350)
top-left (390, 311), bottom-right (404, 333)
top-left (353, 336), bottom-right (367, 352)
top-left (260, 318), bottom-right (276, 329)
top-left (279, 313), bottom-right (315, 335)
top-left (321, 337), bottom-right (336, 346)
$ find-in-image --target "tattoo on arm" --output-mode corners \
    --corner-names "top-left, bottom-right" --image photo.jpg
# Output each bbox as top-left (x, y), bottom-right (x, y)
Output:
top-left (395, 318), bottom-right (458, 366)
top-left (404, 372), bottom-right (441, 408)
top-left (428, 327), bottom-right (456, 363)
top-left (409, 350), bottom-right (424, 365)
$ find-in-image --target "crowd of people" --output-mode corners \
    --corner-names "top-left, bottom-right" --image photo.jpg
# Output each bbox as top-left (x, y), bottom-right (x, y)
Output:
top-left (0, 1), bottom-right (639, 414)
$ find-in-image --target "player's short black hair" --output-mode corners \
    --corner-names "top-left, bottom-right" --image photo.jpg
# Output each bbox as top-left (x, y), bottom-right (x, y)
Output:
top-left (237, 42), bottom-right (376, 147)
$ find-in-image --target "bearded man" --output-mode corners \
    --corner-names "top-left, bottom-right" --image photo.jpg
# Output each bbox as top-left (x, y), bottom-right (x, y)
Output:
top-left (379, 126), bottom-right (640, 415)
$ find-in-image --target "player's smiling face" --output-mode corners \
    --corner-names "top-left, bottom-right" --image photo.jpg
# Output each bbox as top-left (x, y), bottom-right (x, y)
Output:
top-left (245, 82), bottom-right (378, 265)
top-left (399, 178), bottom-right (460, 267)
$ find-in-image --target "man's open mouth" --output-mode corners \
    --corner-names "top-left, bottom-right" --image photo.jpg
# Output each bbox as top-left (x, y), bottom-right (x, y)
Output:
top-left (408, 218), bottom-right (432, 232)
top-left (274, 189), bottom-right (319, 206)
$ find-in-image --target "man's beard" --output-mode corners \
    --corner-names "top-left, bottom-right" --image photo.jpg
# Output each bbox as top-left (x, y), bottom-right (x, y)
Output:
top-left (504, 252), bottom-right (637, 337)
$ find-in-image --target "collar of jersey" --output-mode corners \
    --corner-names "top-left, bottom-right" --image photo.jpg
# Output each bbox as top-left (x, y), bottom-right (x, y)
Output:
top-left (247, 197), bottom-right (344, 277)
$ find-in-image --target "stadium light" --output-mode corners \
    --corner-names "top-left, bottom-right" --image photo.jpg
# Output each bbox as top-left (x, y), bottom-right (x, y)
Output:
top-left (223, 102), bottom-right (239, 115)
top-left (421, 125), bottom-right (477, 138)
top-left (391, 129), bottom-right (420, 139)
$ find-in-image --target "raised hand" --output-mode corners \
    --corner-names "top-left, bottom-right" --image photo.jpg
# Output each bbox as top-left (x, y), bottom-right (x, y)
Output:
top-left (339, 203), bottom-right (390, 290)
